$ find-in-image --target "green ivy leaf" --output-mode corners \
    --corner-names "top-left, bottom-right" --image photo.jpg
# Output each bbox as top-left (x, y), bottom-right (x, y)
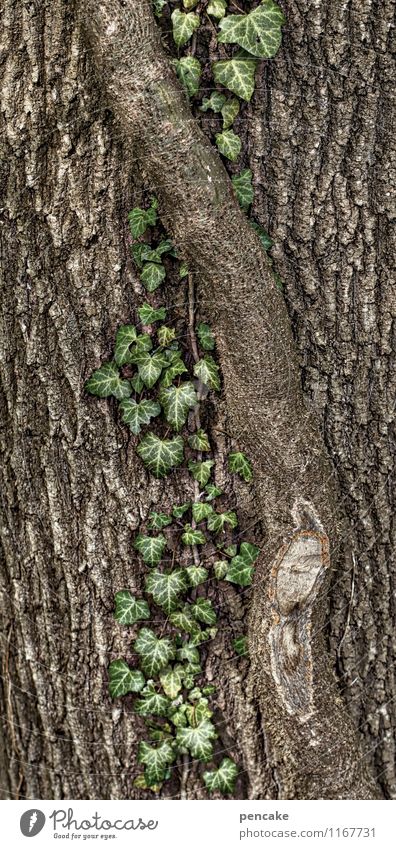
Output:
top-left (128, 197), bottom-right (158, 238)
top-left (160, 349), bottom-right (188, 388)
top-left (251, 221), bottom-right (273, 250)
top-left (169, 605), bottom-right (202, 636)
top-left (186, 565), bottom-right (208, 588)
top-left (114, 325), bottom-right (138, 365)
top-left (140, 261), bottom-right (166, 293)
top-left (152, 0), bottom-right (166, 17)
top-left (240, 541), bottom-right (260, 563)
top-left (233, 635), bottom-right (248, 656)
top-left (134, 534), bottom-right (167, 566)
top-left (174, 56), bottom-right (202, 97)
top-left (207, 510), bottom-right (238, 533)
top-left (191, 598), bottom-right (217, 625)
top-left (114, 591), bottom-right (150, 625)
top-left (183, 0), bottom-right (199, 8)
top-left (215, 129), bottom-right (241, 162)
top-left (179, 260), bottom-right (189, 279)
top-left (134, 628), bottom-right (176, 676)
top-left (199, 92), bottom-right (226, 113)
top-left (224, 544), bottom-right (237, 557)
top-left (145, 569), bottom-right (189, 614)
top-left (221, 97), bottom-right (240, 130)
top-left (225, 544), bottom-right (259, 587)
top-left (108, 660), bottom-right (145, 699)
top-left (119, 398), bottom-right (161, 435)
top-left (213, 55), bottom-right (257, 102)
top-left (176, 719), bottom-right (217, 760)
top-left (129, 334), bottom-right (153, 359)
top-left (203, 757), bottom-right (238, 794)
top-left (207, 0), bottom-right (227, 18)
top-left (177, 642), bottom-right (200, 664)
top-left (191, 502), bottom-right (214, 522)
top-left (196, 322), bottom-right (215, 351)
top-left (218, 0), bottom-right (284, 59)
top-left (140, 239), bottom-right (173, 264)
top-left (138, 740), bottom-right (175, 786)
top-left (159, 381), bottom-right (197, 431)
top-left (171, 9), bottom-right (200, 46)
top-left (188, 460), bottom-right (215, 486)
top-left (159, 664), bottom-right (186, 699)
top-left (185, 699), bottom-right (213, 726)
top-left (188, 429), bottom-right (211, 451)
top-left (213, 560), bottom-right (228, 579)
top-left (232, 169), bottom-right (254, 211)
top-left (205, 484), bottom-right (223, 501)
top-left (85, 362), bottom-right (131, 400)
top-left (137, 351), bottom-right (169, 388)
top-left (138, 303), bottom-right (167, 325)
top-left (134, 688), bottom-right (170, 717)
top-left (172, 502), bottom-right (191, 519)
top-left (157, 325), bottom-right (176, 347)
top-left (131, 374), bottom-right (145, 394)
top-left (148, 511), bottom-right (173, 531)
top-left (228, 451), bottom-right (253, 481)
top-left (193, 356), bottom-right (221, 391)
top-left (182, 524), bottom-right (206, 546)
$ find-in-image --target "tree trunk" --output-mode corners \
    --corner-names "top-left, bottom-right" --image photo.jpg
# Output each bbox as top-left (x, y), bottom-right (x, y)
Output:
top-left (0, 0), bottom-right (394, 800)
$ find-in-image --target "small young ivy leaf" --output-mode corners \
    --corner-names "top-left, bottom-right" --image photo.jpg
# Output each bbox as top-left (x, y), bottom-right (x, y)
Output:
top-left (140, 261), bottom-right (166, 293)
top-left (131, 374), bottom-right (145, 394)
top-left (232, 169), bottom-right (254, 211)
top-left (114, 325), bottom-right (138, 366)
top-left (185, 699), bottom-right (213, 726)
top-left (172, 502), bottom-right (191, 519)
top-left (203, 758), bottom-right (238, 794)
top-left (157, 325), bottom-right (176, 347)
top-left (134, 534), bottom-right (167, 567)
top-left (176, 719), bottom-right (217, 760)
top-left (207, 510), bottom-right (238, 533)
top-left (192, 502), bottom-right (214, 523)
top-left (221, 97), bottom-right (240, 130)
top-left (152, 0), bottom-right (166, 17)
top-left (240, 541), bottom-right (260, 564)
top-left (137, 351), bottom-right (169, 388)
top-left (145, 569), bottom-right (189, 615)
top-left (233, 635), bottom-right (248, 656)
top-left (138, 740), bottom-right (175, 786)
top-left (108, 660), bottom-right (145, 699)
top-left (134, 628), bottom-right (176, 676)
top-left (129, 334), bottom-right (153, 359)
top-left (196, 322), bottom-right (215, 351)
top-left (218, 0), bottom-right (284, 59)
top-left (215, 129), bottom-right (242, 162)
top-left (160, 350), bottom-right (188, 388)
top-left (171, 10), bottom-right (200, 47)
top-left (228, 451), bottom-right (253, 482)
top-left (224, 544), bottom-right (238, 557)
top-left (159, 664), bottom-right (186, 699)
top-left (213, 55), bottom-right (257, 102)
top-left (186, 565), bottom-right (208, 588)
top-left (119, 398), bottom-right (161, 435)
top-left (169, 606), bottom-right (202, 636)
top-left (205, 483), bottom-right (223, 501)
top-left (251, 221), bottom-right (273, 250)
top-left (182, 524), bottom-right (206, 546)
top-left (140, 239), bottom-right (173, 263)
top-left (213, 560), bottom-right (228, 579)
top-left (183, 0), bottom-right (199, 8)
top-left (225, 544), bottom-right (259, 587)
top-left (207, 0), bottom-right (227, 18)
top-left (134, 689), bottom-right (170, 717)
top-left (179, 260), bottom-right (189, 279)
top-left (159, 381), bottom-right (197, 431)
top-left (188, 429), bottom-right (211, 452)
top-left (191, 598), bottom-right (217, 626)
top-left (177, 642), bottom-right (200, 664)
top-left (148, 511), bottom-right (173, 531)
top-left (138, 303), bottom-right (167, 325)
top-left (85, 362), bottom-right (131, 400)
top-left (128, 197), bottom-right (158, 238)
top-left (199, 92), bottom-right (226, 113)
top-left (174, 56), bottom-right (202, 97)
top-left (114, 590), bottom-right (150, 626)
top-left (193, 356), bottom-right (221, 392)
top-left (188, 460), bottom-right (215, 486)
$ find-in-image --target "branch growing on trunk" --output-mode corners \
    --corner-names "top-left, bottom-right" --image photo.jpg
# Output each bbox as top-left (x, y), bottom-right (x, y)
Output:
top-left (81, 0), bottom-right (380, 799)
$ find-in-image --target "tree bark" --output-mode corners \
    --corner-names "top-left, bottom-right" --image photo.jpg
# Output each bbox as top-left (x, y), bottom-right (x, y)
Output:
top-left (0, 0), bottom-right (394, 799)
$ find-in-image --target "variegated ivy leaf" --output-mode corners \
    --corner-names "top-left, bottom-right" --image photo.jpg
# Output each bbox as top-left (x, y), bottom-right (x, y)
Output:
top-left (203, 757), bottom-right (238, 794)
top-left (188, 429), bottom-right (211, 452)
top-left (134, 628), bottom-right (176, 676)
top-left (207, 510), bottom-right (238, 533)
top-left (199, 92), bottom-right (226, 113)
top-left (85, 362), bottom-right (131, 400)
top-left (213, 55), bottom-right (257, 102)
top-left (251, 221), bottom-right (273, 250)
top-left (224, 544), bottom-right (237, 557)
top-left (221, 97), bottom-right (240, 130)
top-left (188, 459), bottom-right (215, 486)
top-left (192, 502), bottom-right (214, 523)
top-left (152, 0), bottom-right (166, 17)
top-left (183, 0), bottom-right (199, 8)
top-left (138, 303), bottom-right (167, 325)
top-left (240, 541), bottom-right (260, 563)
top-left (196, 322), bottom-right (215, 351)
top-left (160, 349), bottom-right (188, 388)
top-left (138, 739), bottom-right (175, 786)
top-left (172, 502), bottom-right (190, 519)
top-left (159, 381), bottom-right (197, 431)
top-left (218, 0), bottom-right (284, 59)
top-left (174, 56), bottom-right (202, 97)
top-left (134, 533), bottom-right (167, 566)
top-left (233, 635), bottom-right (248, 656)
top-left (179, 261), bottom-right (189, 279)
top-left (205, 483), bottom-right (223, 500)
top-left (225, 543), bottom-right (259, 586)
top-left (128, 197), bottom-right (158, 238)
top-left (169, 605), bottom-right (202, 636)
top-left (134, 688), bottom-right (170, 717)
top-left (159, 664), bottom-right (186, 699)
top-left (193, 356), bottom-right (221, 391)
top-left (215, 129), bottom-right (241, 162)
top-left (108, 660), bottom-right (145, 699)
top-left (145, 569), bottom-right (188, 615)
top-left (129, 333), bottom-right (153, 359)
top-left (136, 351), bottom-right (169, 388)
top-left (213, 560), bottom-right (228, 579)
top-left (114, 324), bottom-right (138, 366)
top-left (171, 10), bottom-right (200, 47)
top-left (139, 239), bottom-right (173, 264)
top-left (228, 451), bottom-right (253, 482)
top-left (191, 598), bottom-right (217, 625)
top-left (185, 698), bottom-right (213, 726)
top-left (140, 261), bottom-right (166, 293)
top-left (207, 0), bottom-right (227, 18)
top-left (119, 398), bottom-right (161, 435)
top-left (131, 374), bottom-right (145, 394)
top-left (232, 169), bottom-right (254, 211)
top-left (177, 642), bottom-right (200, 664)
top-left (157, 325), bottom-right (176, 347)
top-left (186, 565), bottom-right (208, 588)
top-left (114, 590), bottom-right (150, 625)
top-left (182, 524), bottom-right (206, 546)
top-left (148, 511), bottom-right (173, 531)
top-left (176, 719), bottom-right (217, 760)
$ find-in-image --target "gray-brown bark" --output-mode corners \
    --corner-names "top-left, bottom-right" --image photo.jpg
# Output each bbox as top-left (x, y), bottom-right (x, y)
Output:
top-left (0, 0), bottom-right (394, 800)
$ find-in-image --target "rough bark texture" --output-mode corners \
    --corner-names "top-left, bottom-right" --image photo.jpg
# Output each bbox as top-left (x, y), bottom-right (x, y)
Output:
top-left (0, 0), bottom-right (394, 799)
